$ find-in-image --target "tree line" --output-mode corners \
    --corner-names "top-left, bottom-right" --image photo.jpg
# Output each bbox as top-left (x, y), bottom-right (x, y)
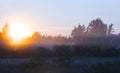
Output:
top-left (30, 18), bottom-right (120, 48)
top-left (0, 18), bottom-right (120, 58)
top-left (0, 18), bottom-right (120, 47)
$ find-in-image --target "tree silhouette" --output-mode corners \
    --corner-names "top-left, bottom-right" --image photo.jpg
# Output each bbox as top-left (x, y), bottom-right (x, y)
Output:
top-left (32, 31), bottom-right (41, 40)
top-left (108, 24), bottom-right (114, 35)
top-left (87, 19), bottom-right (107, 36)
top-left (2, 23), bottom-right (9, 38)
top-left (71, 24), bottom-right (85, 39)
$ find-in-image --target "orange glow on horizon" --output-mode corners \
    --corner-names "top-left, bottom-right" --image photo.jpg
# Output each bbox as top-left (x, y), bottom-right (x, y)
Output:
top-left (7, 22), bottom-right (33, 44)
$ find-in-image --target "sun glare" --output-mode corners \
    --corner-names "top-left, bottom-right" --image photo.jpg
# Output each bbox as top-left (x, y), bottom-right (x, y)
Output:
top-left (8, 22), bottom-right (32, 44)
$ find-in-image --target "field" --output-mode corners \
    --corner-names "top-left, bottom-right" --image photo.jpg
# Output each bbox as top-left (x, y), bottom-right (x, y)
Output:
top-left (0, 57), bottom-right (120, 73)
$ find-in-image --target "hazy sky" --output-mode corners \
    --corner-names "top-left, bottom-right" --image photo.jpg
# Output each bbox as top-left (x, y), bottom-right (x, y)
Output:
top-left (0, 0), bottom-right (120, 36)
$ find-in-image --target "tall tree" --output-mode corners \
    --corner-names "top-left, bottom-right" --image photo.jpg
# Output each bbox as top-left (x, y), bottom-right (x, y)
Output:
top-left (71, 24), bottom-right (85, 39)
top-left (87, 18), bottom-right (107, 36)
top-left (32, 31), bottom-right (41, 40)
top-left (2, 23), bottom-right (9, 39)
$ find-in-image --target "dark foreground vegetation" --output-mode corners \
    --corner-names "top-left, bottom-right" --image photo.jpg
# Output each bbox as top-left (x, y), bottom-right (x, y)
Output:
top-left (0, 58), bottom-right (120, 73)
top-left (0, 45), bottom-right (120, 73)
top-left (0, 45), bottom-right (120, 58)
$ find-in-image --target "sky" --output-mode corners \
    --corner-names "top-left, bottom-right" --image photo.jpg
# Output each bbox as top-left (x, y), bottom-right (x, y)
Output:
top-left (0, 0), bottom-right (120, 36)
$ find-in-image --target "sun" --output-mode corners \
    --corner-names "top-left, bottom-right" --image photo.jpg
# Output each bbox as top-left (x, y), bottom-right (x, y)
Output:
top-left (8, 22), bottom-right (32, 44)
